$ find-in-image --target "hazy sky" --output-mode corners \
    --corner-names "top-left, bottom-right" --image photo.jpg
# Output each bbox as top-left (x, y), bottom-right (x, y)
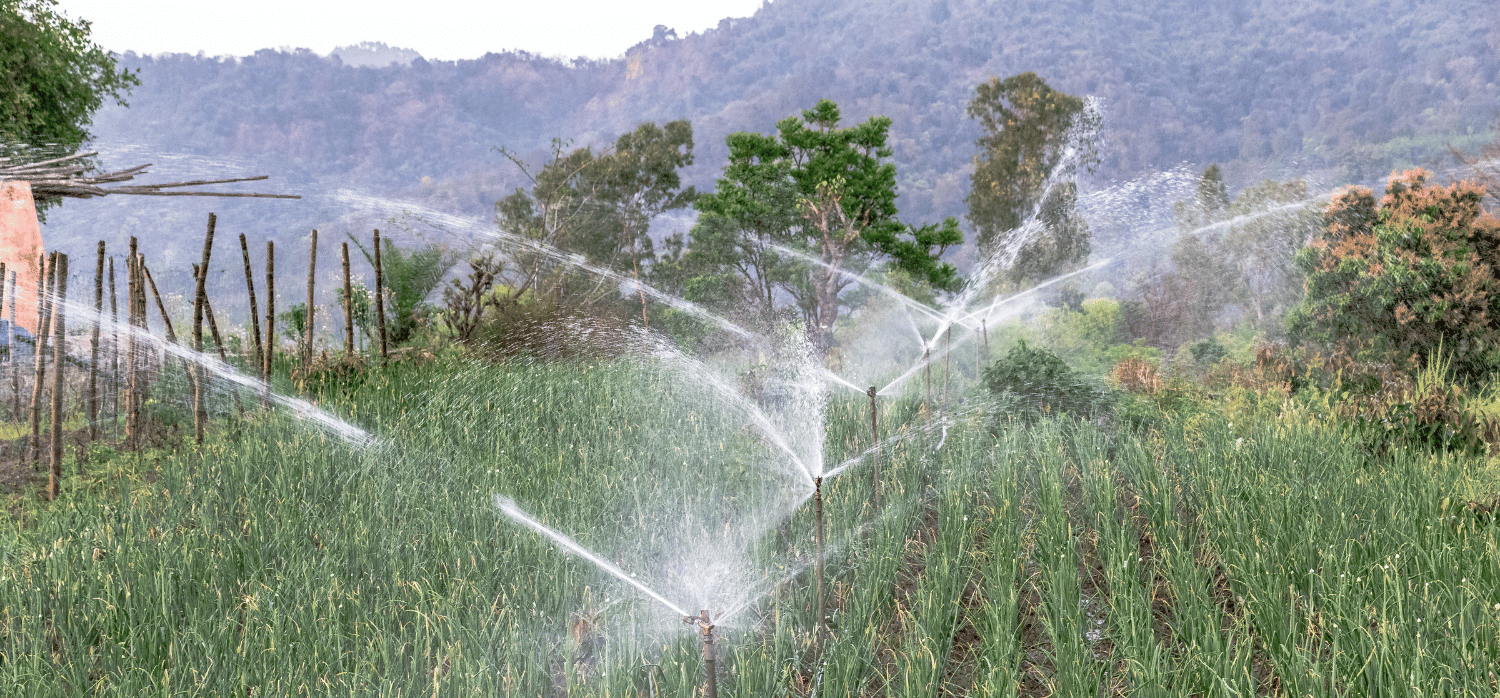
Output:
top-left (52, 1), bottom-right (768, 61)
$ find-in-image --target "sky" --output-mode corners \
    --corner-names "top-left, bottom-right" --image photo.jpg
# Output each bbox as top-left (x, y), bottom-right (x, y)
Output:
top-left (52, 1), bottom-right (769, 62)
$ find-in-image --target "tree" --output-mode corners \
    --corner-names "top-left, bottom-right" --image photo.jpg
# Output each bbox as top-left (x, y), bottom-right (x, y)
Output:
top-left (350, 236), bottom-right (458, 346)
top-left (966, 72), bottom-right (1099, 283)
top-left (0, 0), bottom-right (136, 148)
top-left (674, 99), bottom-right (961, 349)
top-left (1172, 164), bottom-right (1231, 233)
top-left (1289, 169), bottom-right (1500, 381)
top-left (493, 122), bottom-right (696, 322)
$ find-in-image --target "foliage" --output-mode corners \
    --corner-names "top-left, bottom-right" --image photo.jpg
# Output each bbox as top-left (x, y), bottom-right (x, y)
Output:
top-left (350, 235), bottom-right (459, 346)
top-left (278, 302), bottom-right (308, 345)
top-left (1189, 338), bottom-right (1227, 365)
top-left (0, 0), bottom-right (137, 147)
top-left (334, 280), bottom-right (374, 349)
top-left (983, 340), bottom-right (1110, 424)
top-left (966, 72), bottom-right (1098, 283)
top-left (1289, 169), bottom-right (1500, 381)
top-left (672, 98), bottom-right (961, 349)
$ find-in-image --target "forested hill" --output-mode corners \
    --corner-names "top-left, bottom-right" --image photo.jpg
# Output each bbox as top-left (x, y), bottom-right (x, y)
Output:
top-left (57, 0), bottom-right (1500, 246)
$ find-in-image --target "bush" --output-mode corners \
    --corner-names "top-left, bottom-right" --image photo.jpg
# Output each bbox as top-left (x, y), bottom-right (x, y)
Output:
top-left (983, 340), bottom-right (1111, 424)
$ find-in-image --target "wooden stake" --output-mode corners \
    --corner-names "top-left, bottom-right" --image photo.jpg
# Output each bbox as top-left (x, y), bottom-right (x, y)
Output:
top-left (239, 233), bottom-right (263, 378)
top-left (30, 252), bottom-right (55, 471)
top-left (107, 257), bottom-right (117, 438)
top-left (7, 270), bottom-right (16, 423)
top-left (303, 229), bottom-right (317, 372)
top-left (264, 241), bottom-right (275, 379)
top-left (193, 213), bottom-right (216, 445)
top-left (48, 253), bottom-right (67, 499)
top-left (89, 242), bottom-right (104, 442)
top-left (125, 239), bottom-right (139, 450)
top-left (342, 242), bottom-right (353, 356)
top-left (373, 229), bottom-right (387, 363)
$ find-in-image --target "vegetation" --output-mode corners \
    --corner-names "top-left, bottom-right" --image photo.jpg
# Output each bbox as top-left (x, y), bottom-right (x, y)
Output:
top-left (1290, 169), bottom-right (1500, 381)
top-left (0, 0), bottom-right (136, 148)
top-left (967, 72), bottom-right (1098, 283)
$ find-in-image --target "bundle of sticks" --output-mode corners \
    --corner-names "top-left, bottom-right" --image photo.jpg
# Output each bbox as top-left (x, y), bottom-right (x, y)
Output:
top-left (0, 151), bottom-right (300, 202)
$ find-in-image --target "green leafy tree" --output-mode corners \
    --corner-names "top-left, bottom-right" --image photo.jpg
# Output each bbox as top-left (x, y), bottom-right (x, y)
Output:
top-left (1289, 169), bottom-right (1500, 381)
top-left (494, 122), bottom-right (696, 319)
top-left (0, 0), bottom-right (137, 147)
top-left (966, 72), bottom-right (1099, 283)
top-left (1172, 164), bottom-right (1231, 233)
top-left (672, 99), bottom-right (961, 349)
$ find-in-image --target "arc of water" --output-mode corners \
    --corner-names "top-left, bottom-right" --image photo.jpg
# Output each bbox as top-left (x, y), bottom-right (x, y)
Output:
top-left (495, 495), bottom-right (691, 617)
top-left (767, 243), bottom-right (952, 327)
top-left (49, 294), bottom-right (378, 448)
top-left (335, 190), bottom-right (766, 345)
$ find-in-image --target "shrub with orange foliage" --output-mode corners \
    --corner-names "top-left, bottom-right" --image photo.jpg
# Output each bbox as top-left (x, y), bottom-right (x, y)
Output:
top-left (1288, 169), bottom-right (1500, 381)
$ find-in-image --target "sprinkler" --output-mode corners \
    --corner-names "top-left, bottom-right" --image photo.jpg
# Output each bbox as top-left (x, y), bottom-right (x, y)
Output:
top-left (867, 386), bottom-right (879, 509)
top-left (813, 475), bottom-right (826, 640)
top-left (923, 345), bottom-right (932, 405)
top-left (682, 610), bottom-right (719, 698)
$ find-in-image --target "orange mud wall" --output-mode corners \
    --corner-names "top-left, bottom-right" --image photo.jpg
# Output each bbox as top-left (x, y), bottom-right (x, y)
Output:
top-left (0, 181), bottom-right (43, 333)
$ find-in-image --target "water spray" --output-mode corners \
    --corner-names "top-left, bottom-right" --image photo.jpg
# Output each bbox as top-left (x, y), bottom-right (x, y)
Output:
top-left (682, 610), bottom-right (719, 698)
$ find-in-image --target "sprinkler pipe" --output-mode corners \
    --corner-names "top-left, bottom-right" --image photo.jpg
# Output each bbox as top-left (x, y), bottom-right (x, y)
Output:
top-left (813, 475), bottom-right (826, 640)
top-left (683, 610), bottom-right (719, 698)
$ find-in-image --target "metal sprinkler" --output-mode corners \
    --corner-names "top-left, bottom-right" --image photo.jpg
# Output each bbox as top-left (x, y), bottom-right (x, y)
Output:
top-left (813, 475), bottom-right (826, 640)
top-left (683, 610), bottom-right (719, 698)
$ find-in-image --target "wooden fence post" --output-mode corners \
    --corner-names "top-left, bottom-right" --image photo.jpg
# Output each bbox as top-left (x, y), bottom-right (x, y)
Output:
top-left (107, 257), bottom-right (118, 438)
top-left (48, 253), bottom-right (67, 498)
top-left (29, 252), bottom-right (55, 470)
top-left (342, 242), bottom-right (353, 356)
top-left (303, 230), bottom-right (318, 372)
top-left (193, 213), bottom-right (216, 445)
top-left (240, 233), bottom-right (263, 381)
top-left (373, 229), bottom-right (387, 363)
top-left (89, 242), bottom-right (104, 442)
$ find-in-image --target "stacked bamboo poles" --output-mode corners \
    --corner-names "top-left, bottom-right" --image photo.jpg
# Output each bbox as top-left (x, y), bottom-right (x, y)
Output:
top-left (0, 151), bottom-right (300, 203)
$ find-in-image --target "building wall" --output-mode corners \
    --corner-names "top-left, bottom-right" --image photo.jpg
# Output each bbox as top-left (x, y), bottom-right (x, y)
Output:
top-left (0, 181), bottom-right (43, 333)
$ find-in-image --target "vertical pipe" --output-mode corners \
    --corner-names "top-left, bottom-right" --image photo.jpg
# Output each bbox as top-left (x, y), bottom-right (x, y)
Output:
top-left (981, 319), bottom-right (989, 364)
top-left (48, 254), bottom-right (67, 499)
top-left (373, 229), bottom-right (388, 363)
top-left (867, 386), bottom-right (879, 510)
top-left (193, 213), bottom-right (216, 445)
top-left (264, 241), bottom-right (275, 380)
top-left (303, 229), bottom-right (317, 371)
top-left (30, 252), bottom-right (55, 470)
top-left (813, 475), bottom-right (825, 640)
top-left (701, 616), bottom-right (717, 698)
top-left (341, 242), bottom-right (353, 356)
top-left (944, 326), bottom-right (951, 401)
top-left (923, 345), bottom-right (932, 407)
top-left (89, 242), bottom-right (103, 442)
top-left (239, 233), bottom-right (263, 379)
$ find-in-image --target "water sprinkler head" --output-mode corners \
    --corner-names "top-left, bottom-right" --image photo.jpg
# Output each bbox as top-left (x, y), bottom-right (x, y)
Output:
top-left (866, 386), bottom-right (878, 398)
top-left (683, 609), bottom-right (715, 633)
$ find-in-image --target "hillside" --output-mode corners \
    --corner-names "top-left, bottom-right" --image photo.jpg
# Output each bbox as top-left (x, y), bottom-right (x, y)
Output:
top-left (35, 0), bottom-right (1499, 306)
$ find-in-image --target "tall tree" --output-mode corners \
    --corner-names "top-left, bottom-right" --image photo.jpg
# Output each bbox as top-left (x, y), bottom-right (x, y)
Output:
top-left (1, 2), bottom-right (134, 141)
top-left (673, 99), bottom-right (961, 349)
top-left (1172, 164), bottom-right (1231, 233)
top-left (966, 72), bottom-right (1099, 284)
